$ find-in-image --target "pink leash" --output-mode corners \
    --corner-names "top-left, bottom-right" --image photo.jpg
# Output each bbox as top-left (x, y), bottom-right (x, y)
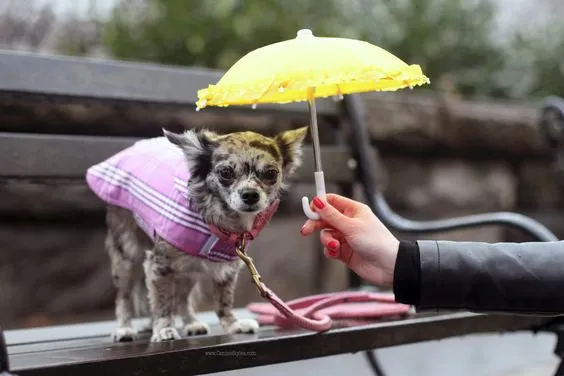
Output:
top-left (216, 200), bottom-right (411, 332)
top-left (248, 290), bottom-right (411, 330)
top-left (233, 233), bottom-right (411, 332)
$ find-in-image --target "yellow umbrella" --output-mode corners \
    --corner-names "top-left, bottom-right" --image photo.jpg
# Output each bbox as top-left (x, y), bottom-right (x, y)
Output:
top-left (196, 29), bottom-right (430, 220)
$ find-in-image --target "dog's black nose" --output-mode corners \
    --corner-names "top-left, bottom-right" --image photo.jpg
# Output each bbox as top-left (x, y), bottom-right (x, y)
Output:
top-left (240, 189), bottom-right (260, 205)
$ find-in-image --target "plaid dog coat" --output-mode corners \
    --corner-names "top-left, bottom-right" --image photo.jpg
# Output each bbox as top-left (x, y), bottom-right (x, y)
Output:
top-left (85, 137), bottom-right (279, 262)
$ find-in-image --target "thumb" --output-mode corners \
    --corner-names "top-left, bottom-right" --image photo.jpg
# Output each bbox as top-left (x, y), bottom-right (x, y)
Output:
top-left (312, 196), bottom-right (352, 234)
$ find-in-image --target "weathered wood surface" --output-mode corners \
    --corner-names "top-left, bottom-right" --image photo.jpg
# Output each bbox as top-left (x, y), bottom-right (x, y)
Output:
top-left (0, 180), bottom-right (342, 219)
top-left (0, 99), bottom-right (327, 139)
top-left (363, 91), bottom-right (547, 159)
top-left (6, 312), bottom-right (554, 376)
top-left (0, 90), bottom-right (550, 158)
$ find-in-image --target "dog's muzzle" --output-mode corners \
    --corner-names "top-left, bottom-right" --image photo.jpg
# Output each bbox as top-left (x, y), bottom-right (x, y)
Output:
top-left (240, 188), bottom-right (260, 206)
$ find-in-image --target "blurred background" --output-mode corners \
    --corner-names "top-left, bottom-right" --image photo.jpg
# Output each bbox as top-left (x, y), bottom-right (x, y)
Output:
top-left (2, 0), bottom-right (564, 99)
top-left (2, 0), bottom-right (564, 375)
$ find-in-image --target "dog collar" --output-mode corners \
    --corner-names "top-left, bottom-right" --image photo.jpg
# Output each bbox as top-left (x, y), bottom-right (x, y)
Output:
top-left (208, 199), bottom-right (280, 248)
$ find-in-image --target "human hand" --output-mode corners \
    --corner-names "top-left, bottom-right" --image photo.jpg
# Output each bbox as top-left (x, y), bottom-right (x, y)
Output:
top-left (299, 194), bottom-right (400, 288)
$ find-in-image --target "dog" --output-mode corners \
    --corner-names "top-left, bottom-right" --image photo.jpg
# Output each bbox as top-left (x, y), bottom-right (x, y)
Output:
top-left (85, 126), bottom-right (308, 342)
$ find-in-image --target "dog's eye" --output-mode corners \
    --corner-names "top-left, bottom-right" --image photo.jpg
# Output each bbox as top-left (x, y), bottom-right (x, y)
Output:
top-left (218, 167), bottom-right (235, 180)
top-left (262, 169), bottom-right (278, 182)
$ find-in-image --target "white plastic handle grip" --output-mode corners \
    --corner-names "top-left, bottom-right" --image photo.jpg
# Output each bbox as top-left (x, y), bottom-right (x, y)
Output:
top-left (302, 171), bottom-right (326, 220)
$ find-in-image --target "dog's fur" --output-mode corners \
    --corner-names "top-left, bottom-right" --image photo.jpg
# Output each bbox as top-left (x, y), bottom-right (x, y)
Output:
top-left (104, 126), bottom-right (308, 342)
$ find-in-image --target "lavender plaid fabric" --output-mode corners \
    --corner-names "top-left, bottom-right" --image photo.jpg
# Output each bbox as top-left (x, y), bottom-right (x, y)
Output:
top-left (85, 137), bottom-right (242, 262)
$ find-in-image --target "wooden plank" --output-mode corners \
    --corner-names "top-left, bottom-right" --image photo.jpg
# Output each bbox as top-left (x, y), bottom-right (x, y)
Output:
top-left (0, 50), bottom-right (338, 116)
top-left (362, 90), bottom-right (549, 159)
top-left (4, 312), bottom-right (551, 376)
top-left (5, 310), bottom-right (251, 347)
top-left (0, 133), bottom-right (356, 182)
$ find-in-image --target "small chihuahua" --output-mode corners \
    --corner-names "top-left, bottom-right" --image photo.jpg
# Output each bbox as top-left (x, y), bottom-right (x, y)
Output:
top-left (86, 126), bottom-right (308, 342)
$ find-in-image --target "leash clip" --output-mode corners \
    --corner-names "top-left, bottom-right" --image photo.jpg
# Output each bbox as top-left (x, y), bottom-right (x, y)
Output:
top-left (235, 233), bottom-right (267, 298)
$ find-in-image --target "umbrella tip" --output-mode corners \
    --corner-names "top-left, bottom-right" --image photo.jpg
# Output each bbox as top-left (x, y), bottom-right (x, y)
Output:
top-left (296, 29), bottom-right (314, 38)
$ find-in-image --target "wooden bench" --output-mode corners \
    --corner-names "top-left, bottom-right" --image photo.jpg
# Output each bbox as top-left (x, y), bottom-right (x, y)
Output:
top-left (0, 50), bottom-right (561, 376)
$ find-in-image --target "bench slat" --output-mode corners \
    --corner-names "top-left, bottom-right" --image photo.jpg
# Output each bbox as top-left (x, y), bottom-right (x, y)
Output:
top-left (5, 312), bottom-right (550, 376)
top-left (5, 310), bottom-right (253, 347)
top-left (0, 132), bottom-right (356, 182)
top-left (0, 50), bottom-right (337, 115)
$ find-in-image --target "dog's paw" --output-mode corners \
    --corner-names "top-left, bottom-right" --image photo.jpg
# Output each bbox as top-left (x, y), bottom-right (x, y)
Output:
top-left (150, 327), bottom-right (181, 342)
top-left (226, 319), bottom-right (259, 334)
top-left (183, 322), bottom-right (210, 336)
top-left (112, 327), bottom-right (138, 342)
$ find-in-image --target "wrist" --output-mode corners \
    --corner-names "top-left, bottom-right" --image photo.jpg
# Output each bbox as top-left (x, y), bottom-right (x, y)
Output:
top-left (382, 238), bottom-right (400, 287)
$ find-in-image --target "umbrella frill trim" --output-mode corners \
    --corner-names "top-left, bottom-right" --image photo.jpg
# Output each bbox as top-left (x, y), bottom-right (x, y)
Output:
top-left (196, 64), bottom-right (430, 108)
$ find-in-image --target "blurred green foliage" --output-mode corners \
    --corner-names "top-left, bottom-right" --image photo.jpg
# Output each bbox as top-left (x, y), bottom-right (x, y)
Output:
top-left (502, 27), bottom-right (564, 99)
top-left (103, 0), bottom-right (351, 69)
top-left (79, 0), bottom-right (564, 100)
top-left (102, 0), bottom-right (507, 97)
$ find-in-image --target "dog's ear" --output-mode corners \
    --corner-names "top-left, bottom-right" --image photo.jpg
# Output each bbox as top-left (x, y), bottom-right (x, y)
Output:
top-left (274, 126), bottom-right (309, 175)
top-left (163, 128), bottom-right (218, 179)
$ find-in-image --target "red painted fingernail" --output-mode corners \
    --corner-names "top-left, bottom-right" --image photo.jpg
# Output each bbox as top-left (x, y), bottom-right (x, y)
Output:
top-left (328, 248), bottom-right (338, 257)
top-left (328, 240), bottom-right (338, 250)
top-left (313, 197), bottom-right (325, 209)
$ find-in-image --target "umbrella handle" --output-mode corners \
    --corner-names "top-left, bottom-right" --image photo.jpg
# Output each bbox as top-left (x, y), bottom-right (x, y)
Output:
top-left (302, 171), bottom-right (326, 220)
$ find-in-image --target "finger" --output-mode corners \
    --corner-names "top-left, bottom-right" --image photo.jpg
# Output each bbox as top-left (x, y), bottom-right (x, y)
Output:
top-left (320, 229), bottom-right (341, 249)
top-left (324, 193), bottom-right (363, 212)
top-left (328, 242), bottom-right (354, 266)
top-left (322, 242), bottom-right (354, 266)
top-left (323, 247), bottom-right (339, 259)
top-left (321, 229), bottom-right (350, 260)
top-left (310, 196), bottom-right (354, 233)
top-left (301, 193), bottom-right (364, 235)
top-left (299, 218), bottom-right (333, 235)
top-left (308, 194), bottom-right (356, 213)
top-left (309, 193), bottom-right (364, 216)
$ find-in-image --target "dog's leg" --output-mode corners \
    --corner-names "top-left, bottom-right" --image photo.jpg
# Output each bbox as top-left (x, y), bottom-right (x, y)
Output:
top-left (133, 278), bottom-right (152, 333)
top-left (144, 244), bottom-right (181, 342)
top-left (106, 232), bottom-right (139, 342)
top-left (176, 281), bottom-right (210, 336)
top-left (213, 271), bottom-right (259, 334)
top-left (106, 206), bottom-right (151, 342)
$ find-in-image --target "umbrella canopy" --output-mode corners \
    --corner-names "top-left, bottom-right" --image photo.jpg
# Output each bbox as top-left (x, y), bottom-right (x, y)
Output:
top-left (196, 29), bottom-right (429, 109)
top-left (196, 29), bottom-right (429, 220)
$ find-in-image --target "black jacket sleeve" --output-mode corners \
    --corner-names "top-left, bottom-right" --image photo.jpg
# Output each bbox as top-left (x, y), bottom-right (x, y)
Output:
top-left (393, 241), bottom-right (421, 305)
top-left (393, 239), bottom-right (564, 314)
